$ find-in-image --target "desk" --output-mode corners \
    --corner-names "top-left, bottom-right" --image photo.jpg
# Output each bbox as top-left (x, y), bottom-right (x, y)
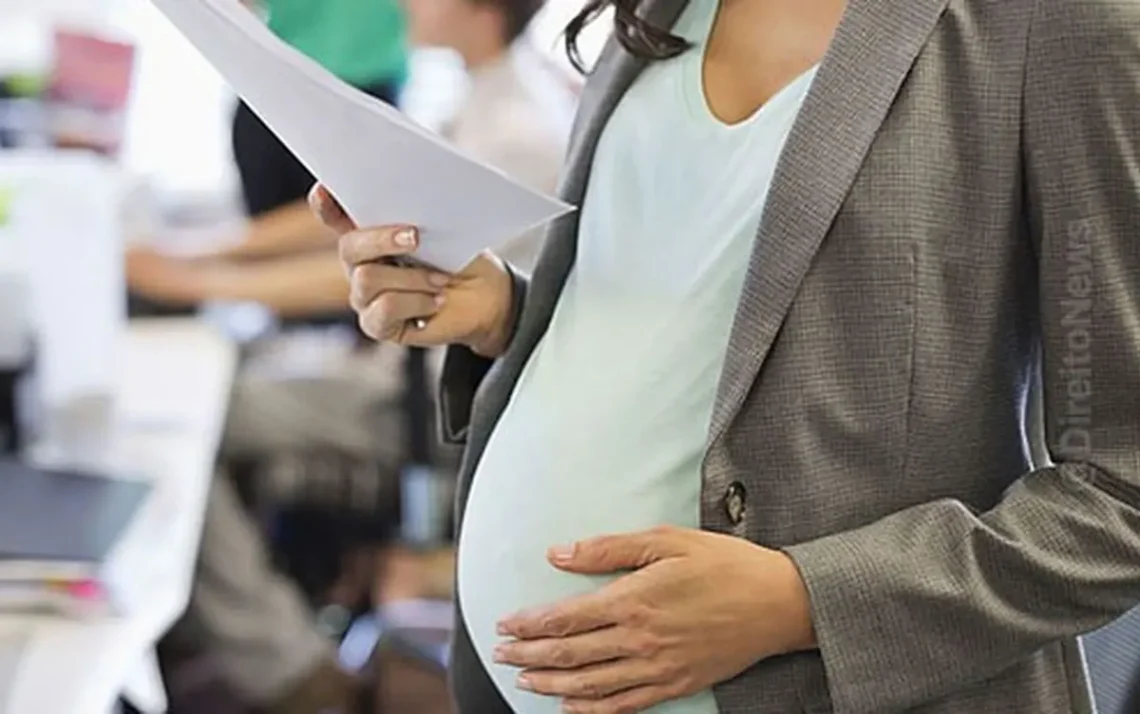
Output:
top-left (0, 318), bottom-right (237, 714)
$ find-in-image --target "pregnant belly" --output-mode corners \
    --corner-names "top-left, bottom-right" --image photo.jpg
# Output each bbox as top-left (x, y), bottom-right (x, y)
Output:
top-left (455, 409), bottom-right (719, 713)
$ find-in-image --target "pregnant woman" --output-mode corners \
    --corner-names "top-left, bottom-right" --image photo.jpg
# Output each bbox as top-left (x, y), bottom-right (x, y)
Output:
top-left (317, 0), bottom-right (1140, 711)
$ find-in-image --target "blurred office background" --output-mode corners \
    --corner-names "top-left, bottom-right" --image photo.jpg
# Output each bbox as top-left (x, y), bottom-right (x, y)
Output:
top-left (0, 2), bottom-right (1137, 714)
top-left (0, 1), bottom-right (601, 713)
top-left (0, 0), bottom-right (604, 208)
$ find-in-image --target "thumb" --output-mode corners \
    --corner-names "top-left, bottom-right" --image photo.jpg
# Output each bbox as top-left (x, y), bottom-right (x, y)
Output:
top-left (308, 183), bottom-right (355, 235)
top-left (548, 528), bottom-right (687, 574)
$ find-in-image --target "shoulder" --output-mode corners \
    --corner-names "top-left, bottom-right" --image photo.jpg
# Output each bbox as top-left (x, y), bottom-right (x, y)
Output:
top-left (1021, 0), bottom-right (1139, 166)
top-left (1022, 0), bottom-right (1140, 108)
top-left (943, 0), bottom-right (1138, 58)
top-left (1026, 0), bottom-right (1140, 49)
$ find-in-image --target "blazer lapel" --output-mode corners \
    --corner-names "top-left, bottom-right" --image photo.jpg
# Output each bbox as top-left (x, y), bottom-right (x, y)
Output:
top-left (706, 0), bottom-right (950, 444)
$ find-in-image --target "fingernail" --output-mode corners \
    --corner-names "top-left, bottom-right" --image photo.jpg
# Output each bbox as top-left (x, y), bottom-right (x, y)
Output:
top-left (548, 543), bottom-right (576, 563)
top-left (394, 228), bottom-right (417, 247)
top-left (496, 621), bottom-right (509, 636)
top-left (493, 646), bottom-right (506, 663)
top-left (428, 273), bottom-right (450, 288)
top-left (516, 674), bottom-right (533, 691)
top-left (434, 295), bottom-right (446, 307)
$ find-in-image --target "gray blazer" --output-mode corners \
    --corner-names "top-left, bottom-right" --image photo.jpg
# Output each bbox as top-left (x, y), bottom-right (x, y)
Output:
top-left (438, 0), bottom-right (1140, 712)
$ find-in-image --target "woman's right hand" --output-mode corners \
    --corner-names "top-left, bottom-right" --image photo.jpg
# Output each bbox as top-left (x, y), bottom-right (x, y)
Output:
top-left (309, 184), bottom-right (515, 357)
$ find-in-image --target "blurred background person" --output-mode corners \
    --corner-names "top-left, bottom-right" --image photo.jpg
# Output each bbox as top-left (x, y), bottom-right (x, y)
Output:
top-left (124, 0), bottom-right (577, 498)
top-left (3, 0), bottom-right (1139, 712)
top-left (234, 0), bottom-right (408, 229)
top-left (126, 0), bottom-right (579, 601)
top-left (126, 0), bottom-right (576, 298)
top-left (141, 2), bottom-right (410, 713)
top-left (124, 0), bottom-right (575, 710)
top-left (403, 0), bottom-right (577, 270)
top-left (0, 1), bottom-right (585, 713)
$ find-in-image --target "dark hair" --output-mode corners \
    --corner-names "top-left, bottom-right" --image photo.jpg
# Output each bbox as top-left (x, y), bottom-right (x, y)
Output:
top-left (563, 0), bottom-right (690, 73)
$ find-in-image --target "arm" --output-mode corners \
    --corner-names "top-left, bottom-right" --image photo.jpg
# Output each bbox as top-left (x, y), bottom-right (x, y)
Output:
top-left (197, 250), bottom-right (350, 316)
top-left (437, 266), bottom-right (528, 444)
top-left (212, 199), bottom-right (337, 261)
top-left (782, 2), bottom-right (1140, 712)
top-left (126, 248), bottom-right (350, 318)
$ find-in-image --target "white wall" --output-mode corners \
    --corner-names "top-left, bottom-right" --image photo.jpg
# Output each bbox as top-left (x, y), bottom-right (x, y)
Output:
top-left (109, 0), bottom-right (238, 201)
top-left (0, 0), bottom-right (127, 73)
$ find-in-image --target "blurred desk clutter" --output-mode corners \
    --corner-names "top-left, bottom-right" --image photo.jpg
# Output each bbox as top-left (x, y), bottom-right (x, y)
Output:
top-left (0, 320), bottom-right (236, 714)
top-left (0, 5), bottom-right (571, 714)
top-left (0, 111), bottom-right (241, 714)
top-left (0, 458), bottom-right (151, 618)
top-left (0, 28), bottom-right (241, 706)
top-left (0, 26), bottom-right (135, 155)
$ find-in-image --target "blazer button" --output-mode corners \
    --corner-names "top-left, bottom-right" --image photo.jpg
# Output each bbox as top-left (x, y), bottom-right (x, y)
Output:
top-left (723, 482), bottom-right (747, 526)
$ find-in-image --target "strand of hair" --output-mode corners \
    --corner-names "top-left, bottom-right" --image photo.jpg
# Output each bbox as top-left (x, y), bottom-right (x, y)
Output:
top-left (563, 0), bottom-right (691, 73)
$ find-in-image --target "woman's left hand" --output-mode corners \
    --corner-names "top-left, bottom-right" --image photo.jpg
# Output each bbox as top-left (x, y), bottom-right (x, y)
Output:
top-left (494, 526), bottom-right (817, 714)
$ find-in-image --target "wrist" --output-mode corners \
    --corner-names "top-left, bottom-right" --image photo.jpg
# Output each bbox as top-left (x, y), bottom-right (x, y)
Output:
top-left (467, 254), bottom-right (518, 358)
top-left (469, 296), bottom-right (512, 358)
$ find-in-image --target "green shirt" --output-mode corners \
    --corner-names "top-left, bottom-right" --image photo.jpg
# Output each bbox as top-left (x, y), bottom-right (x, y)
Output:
top-left (265, 0), bottom-right (407, 88)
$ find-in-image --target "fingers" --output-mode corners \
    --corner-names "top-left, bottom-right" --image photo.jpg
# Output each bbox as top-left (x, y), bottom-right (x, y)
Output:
top-left (357, 291), bottom-right (445, 343)
top-left (338, 224), bottom-right (419, 270)
top-left (311, 190), bottom-right (450, 345)
top-left (498, 591), bottom-right (618, 640)
top-left (518, 658), bottom-right (666, 701)
top-left (339, 225), bottom-right (454, 344)
top-left (551, 527), bottom-right (688, 574)
top-left (348, 262), bottom-right (450, 313)
top-left (308, 183), bottom-right (355, 235)
top-left (494, 627), bottom-right (635, 670)
top-left (562, 682), bottom-right (688, 714)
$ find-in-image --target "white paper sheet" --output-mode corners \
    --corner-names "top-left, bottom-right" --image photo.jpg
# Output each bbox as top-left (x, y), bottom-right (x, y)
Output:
top-left (149, 0), bottom-right (572, 272)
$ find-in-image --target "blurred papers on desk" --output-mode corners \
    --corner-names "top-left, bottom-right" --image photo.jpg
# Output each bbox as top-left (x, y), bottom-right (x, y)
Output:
top-left (0, 458), bottom-right (152, 618)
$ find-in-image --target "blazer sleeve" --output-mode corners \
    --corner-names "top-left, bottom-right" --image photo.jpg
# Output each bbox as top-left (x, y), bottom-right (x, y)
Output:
top-left (782, 2), bottom-right (1140, 712)
top-left (437, 265), bottom-right (529, 445)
